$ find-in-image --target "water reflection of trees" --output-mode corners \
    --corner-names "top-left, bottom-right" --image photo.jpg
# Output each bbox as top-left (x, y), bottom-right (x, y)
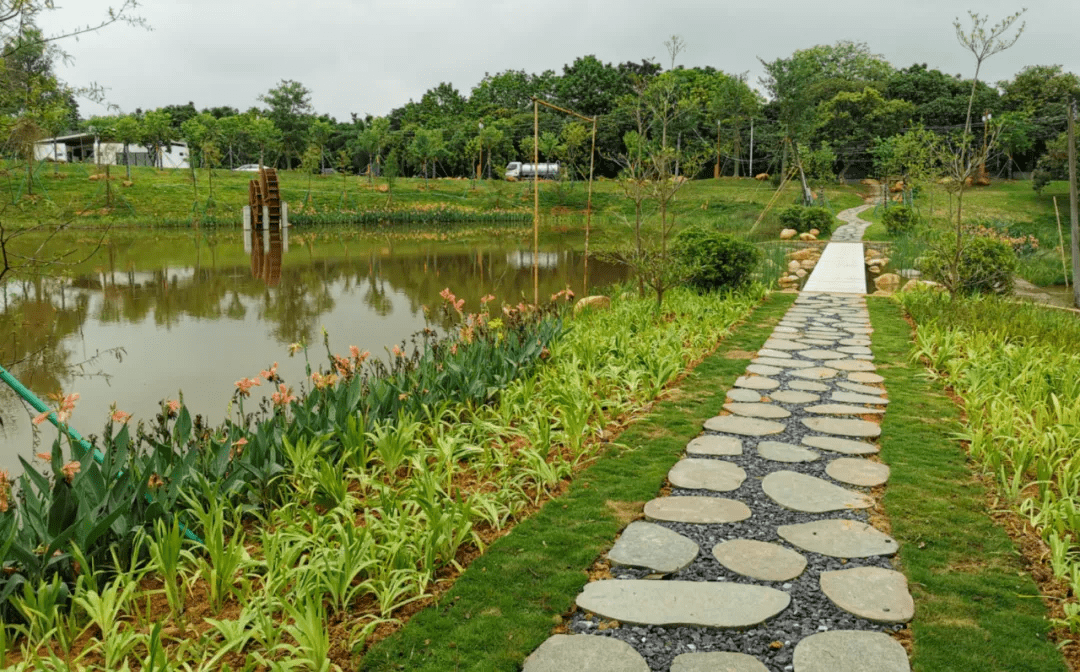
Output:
top-left (0, 237), bottom-right (628, 393)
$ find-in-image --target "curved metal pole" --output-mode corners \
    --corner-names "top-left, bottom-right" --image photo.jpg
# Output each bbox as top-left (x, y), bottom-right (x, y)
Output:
top-left (584, 118), bottom-right (597, 295)
top-left (533, 98), bottom-right (540, 305)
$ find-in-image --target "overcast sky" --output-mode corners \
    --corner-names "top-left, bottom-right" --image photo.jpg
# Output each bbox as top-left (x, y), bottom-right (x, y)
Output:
top-left (40, 0), bottom-right (1078, 122)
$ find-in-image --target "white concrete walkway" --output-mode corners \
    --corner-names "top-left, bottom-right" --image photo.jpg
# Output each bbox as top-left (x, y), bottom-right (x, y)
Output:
top-left (800, 204), bottom-right (873, 294)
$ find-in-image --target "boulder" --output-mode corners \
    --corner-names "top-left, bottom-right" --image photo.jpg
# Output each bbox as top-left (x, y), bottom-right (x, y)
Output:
top-left (799, 259), bottom-right (817, 270)
top-left (755, 173), bottom-right (770, 181)
top-left (787, 260), bottom-right (802, 273)
top-left (779, 228), bottom-right (798, 240)
top-left (975, 174), bottom-right (991, 186)
top-left (795, 268), bottom-right (807, 278)
top-left (890, 180), bottom-right (904, 193)
top-left (868, 266), bottom-right (881, 274)
top-left (789, 248), bottom-right (820, 262)
top-left (799, 232), bottom-right (817, 241)
top-left (574, 295), bottom-right (611, 315)
top-left (860, 178), bottom-right (880, 186)
top-left (809, 228), bottom-right (820, 236)
top-left (874, 273), bottom-right (901, 292)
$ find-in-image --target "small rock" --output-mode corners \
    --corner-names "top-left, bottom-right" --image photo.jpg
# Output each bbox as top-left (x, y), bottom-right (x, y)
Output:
top-left (574, 296), bottom-right (611, 315)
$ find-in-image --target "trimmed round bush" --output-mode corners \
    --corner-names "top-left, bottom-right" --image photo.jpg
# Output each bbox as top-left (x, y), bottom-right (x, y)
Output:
top-left (882, 206), bottom-right (918, 236)
top-left (674, 226), bottom-right (761, 292)
top-left (777, 205), bottom-right (835, 236)
top-left (919, 235), bottom-right (1017, 295)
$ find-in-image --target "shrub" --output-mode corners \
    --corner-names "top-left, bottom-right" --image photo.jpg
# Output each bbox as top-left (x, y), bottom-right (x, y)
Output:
top-left (674, 226), bottom-right (761, 292)
top-left (919, 235), bottom-right (1017, 295)
top-left (882, 205), bottom-right (918, 236)
top-left (777, 205), bottom-right (835, 236)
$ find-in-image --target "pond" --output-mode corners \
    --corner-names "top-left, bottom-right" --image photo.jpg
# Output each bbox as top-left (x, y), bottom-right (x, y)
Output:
top-left (0, 225), bottom-right (628, 474)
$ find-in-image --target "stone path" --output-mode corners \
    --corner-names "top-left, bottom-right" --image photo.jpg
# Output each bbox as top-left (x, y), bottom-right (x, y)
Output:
top-left (525, 206), bottom-right (911, 671)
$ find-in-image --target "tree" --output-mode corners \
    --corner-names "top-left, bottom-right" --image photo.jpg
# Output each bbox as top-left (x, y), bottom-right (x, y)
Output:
top-left (816, 87), bottom-right (915, 180)
top-left (760, 41), bottom-right (893, 200)
top-left (258, 80), bottom-right (313, 168)
top-left (999, 65), bottom-right (1080, 170)
top-left (708, 73), bottom-right (761, 177)
top-left (248, 114), bottom-right (282, 167)
top-left (180, 113), bottom-right (221, 202)
top-left (308, 118), bottom-right (333, 172)
top-left (408, 128), bottom-right (445, 187)
top-left (217, 114), bottom-right (245, 168)
top-left (140, 109), bottom-right (173, 169)
top-left (555, 55), bottom-right (627, 117)
top-left (113, 114), bottom-right (140, 180)
top-left (355, 116), bottom-right (389, 183)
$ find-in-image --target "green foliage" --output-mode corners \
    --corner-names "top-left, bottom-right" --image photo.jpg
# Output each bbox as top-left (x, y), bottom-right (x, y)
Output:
top-left (919, 234), bottom-right (1017, 295)
top-left (777, 205), bottom-right (835, 235)
top-left (882, 205), bottom-right (919, 236)
top-left (673, 226), bottom-right (760, 292)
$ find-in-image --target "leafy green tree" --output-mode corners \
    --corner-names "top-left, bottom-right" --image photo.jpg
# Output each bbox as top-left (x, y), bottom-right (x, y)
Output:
top-left (816, 87), bottom-right (914, 179)
top-left (180, 113), bottom-right (222, 201)
top-left (708, 73), bottom-right (761, 177)
top-left (113, 114), bottom-right (140, 180)
top-left (139, 109), bottom-right (173, 169)
top-left (355, 116), bottom-right (389, 183)
top-left (999, 64), bottom-right (1080, 170)
top-left (308, 118), bottom-right (333, 172)
top-left (883, 64), bottom-right (999, 129)
top-left (408, 127), bottom-right (445, 187)
top-left (258, 79), bottom-right (313, 168)
top-left (248, 114), bottom-right (282, 167)
top-left (217, 114), bottom-right (245, 168)
top-left (555, 55), bottom-right (627, 117)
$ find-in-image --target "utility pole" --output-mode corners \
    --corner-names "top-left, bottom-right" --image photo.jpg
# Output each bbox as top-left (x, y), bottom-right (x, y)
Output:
top-left (715, 120), bottom-right (721, 179)
top-left (749, 118), bottom-right (754, 177)
top-left (1068, 98), bottom-right (1079, 308)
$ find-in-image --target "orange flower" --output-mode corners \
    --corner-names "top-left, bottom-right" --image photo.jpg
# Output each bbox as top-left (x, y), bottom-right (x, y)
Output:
top-left (167, 399), bottom-right (181, 414)
top-left (260, 362), bottom-right (279, 381)
top-left (234, 377), bottom-right (262, 397)
top-left (349, 345), bottom-right (360, 359)
top-left (32, 411), bottom-right (50, 426)
top-left (391, 344), bottom-right (404, 358)
top-left (147, 473), bottom-right (165, 489)
top-left (111, 409), bottom-right (132, 424)
top-left (61, 461), bottom-right (80, 482)
top-left (271, 384), bottom-right (298, 407)
top-left (35, 452), bottom-right (51, 461)
top-left (288, 342), bottom-right (303, 356)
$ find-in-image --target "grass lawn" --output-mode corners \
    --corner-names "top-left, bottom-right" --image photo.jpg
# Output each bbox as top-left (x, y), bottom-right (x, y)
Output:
top-left (869, 296), bottom-right (1067, 672)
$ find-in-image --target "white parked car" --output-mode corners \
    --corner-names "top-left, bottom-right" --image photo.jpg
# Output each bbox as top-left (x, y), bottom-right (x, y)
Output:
top-left (233, 164), bottom-right (261, 172)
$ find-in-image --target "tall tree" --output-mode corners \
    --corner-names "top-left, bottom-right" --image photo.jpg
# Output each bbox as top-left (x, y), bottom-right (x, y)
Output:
top-left (113, 114), bottom-right (140, 180)
top-left (258, 79), bottom-right (314, 168)
top-left (140, 109), bottom-right (173, 169)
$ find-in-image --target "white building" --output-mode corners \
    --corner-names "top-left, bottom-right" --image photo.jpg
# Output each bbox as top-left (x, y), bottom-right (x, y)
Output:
top-left (34, 133), bottom-right (189, 169)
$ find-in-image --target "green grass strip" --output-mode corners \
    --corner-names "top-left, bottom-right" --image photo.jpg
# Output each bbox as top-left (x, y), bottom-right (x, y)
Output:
top-left (867, 296), bottom-right (1066, 672)
top-left (360, 292), bottom-right (795, 671)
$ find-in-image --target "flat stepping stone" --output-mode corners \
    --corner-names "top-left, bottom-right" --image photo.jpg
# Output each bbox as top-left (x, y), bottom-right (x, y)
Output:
top-left (769, 390), bottom-right (819, 404)
top-left (827, 458), bottom-right (890, 486)
top-left (831, 391), bottom-right (889, 406)
top-left (724, 402), bottom-right (791, 419)
top-left (848, 371), bottom-right (885, 384)
top-left (793, 630), bottom-right (911, 672)
top-left (827, 359), bottom-right (877, 372)
top-left (608, 521), bottom-right (699, 573)
top-left (803, 435), bottom-right (879, 455)
top-left (670, 652), bottom-right (769, 672)
top-left (790, 380), bottom-right (829, 392)
top-left (820, 567), bottom-right (914, 623)
top-left (747, 364), bottom-right (783, 376)
top-left (752, 357), bottom-right (815, 369)
top-left (712, 539), bottom-right (807, 581)
top-left (576, 580), bottom-right (790, 628)
top-left (704, 415), bottom-right (785, 437)
top-left (838, 345), bottom-right (873, 355)
top-left (840, 338), bottom-right (872, 346)
top-left (798, 337), bottom-right (839, 346)
top-left (727, 387), bottom-right (762, 402)
top-left (687, 435), bottom-right (743, 456)
top-left (845, 327), bottom-right (873, 335)
top-left (778, 519), bottom-right (898, 557)
top-left (774, 326), bottom-right (799, 333)
top-left (668, 458), bottom-right (747, 492)
top-left (523, 635), bottom-right (649, 672)
top-left (802, 417), bottom-right (881, 438)
top-left (806, 404), bottom-right (885, 416)
top-left (645, 496), bottom-right (751, 524)
top-left (762, 471), bottom-right (873, 513)
top-left (763, 339), bottom-right (804, 351)
top-left (789, 367), bottom-right (839, 380)
top-left (837, 381), bottom-right (886, 396)
top-left (798, 349), bottom-right (849, 360)
top-left (734, 375), bottom-right (780, 391)
top-left (758, 348), bottom-right (793, 359)
top-left (757, 441), bottom-right (820, 463)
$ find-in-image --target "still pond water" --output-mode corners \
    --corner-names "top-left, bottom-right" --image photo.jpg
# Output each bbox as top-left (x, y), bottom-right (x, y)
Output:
top-left (0, 226), bottom-right (627, 473)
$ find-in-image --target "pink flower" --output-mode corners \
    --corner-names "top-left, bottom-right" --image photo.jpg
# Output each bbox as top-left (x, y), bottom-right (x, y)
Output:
top-left (311, 372), bottom-right (339, 390)
top-left (111, 410), bottom-right (132, 424)
top-left (288, 342), bottom-right (303, 356)
top-left (480, 294), bottom-right (495, 305)
top-left (61, 461), bottom-right (80, 482)
top-left (439, 287), bottom-right (454, 302)
top-left (229, 437), bottom-right (248, 460)
top-left (232, 437), bottom-right (248, 447)
top-left (32, 411), bottom-right (50, 426)
top-left (391, 344), bottom-right (404, 358)
top-left (349, 345), bottom-right (360, 359)
top-left (334, 355), bottom-right (352, 375)
top-left (35, 452), bottom-right (51, 461)
top-left (167, 399), bottom-right (181, 413)
top-left (235, 377), bottom-right (262, 397)
top-left (271, 384), bottom-right (298, 407)
top-left (260, 362), bottom-right (279, 381)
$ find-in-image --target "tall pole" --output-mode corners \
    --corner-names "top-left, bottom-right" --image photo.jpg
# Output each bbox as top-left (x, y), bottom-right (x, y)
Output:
top-left (533, 98), bottom-right (540, 305)
top-left (584, 118), bottom-right (597, 295)
top-left (1068, 98), bottom-right (1079, 308)
top-left (715, 121), bottom-right (721, 179)
top-left (748, 118), bottom-right (754, 178)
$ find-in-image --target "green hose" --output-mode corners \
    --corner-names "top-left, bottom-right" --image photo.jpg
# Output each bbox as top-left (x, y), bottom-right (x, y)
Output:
top-left (0, 363), bottom-right (202, 544)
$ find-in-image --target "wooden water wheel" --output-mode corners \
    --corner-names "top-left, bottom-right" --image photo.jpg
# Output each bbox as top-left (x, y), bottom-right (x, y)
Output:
top-left (248, 167), bottom-right (282, 228)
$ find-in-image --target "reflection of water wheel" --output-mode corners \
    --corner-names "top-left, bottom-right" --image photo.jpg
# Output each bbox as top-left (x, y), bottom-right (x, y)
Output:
top-left (248, 167), bottom-right (281, 228)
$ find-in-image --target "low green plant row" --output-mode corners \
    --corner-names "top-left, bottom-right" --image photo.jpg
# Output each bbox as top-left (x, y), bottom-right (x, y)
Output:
top-left (898, 290), bottom-right (1080, 633)
top-left (0, 285), bottom-right (764, 669)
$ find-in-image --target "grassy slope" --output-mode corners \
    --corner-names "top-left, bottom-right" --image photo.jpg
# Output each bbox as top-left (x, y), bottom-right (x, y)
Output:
top-left (359, 292), bottom-right (795, 671)
top-left (5, 163), bottom-right (866, 240)
top-left (868, 296), bottom-right (1066, 672)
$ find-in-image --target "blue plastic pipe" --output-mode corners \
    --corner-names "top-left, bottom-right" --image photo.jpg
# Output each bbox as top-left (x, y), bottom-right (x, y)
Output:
top-left (0, 363), bottom-right (202, 544)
